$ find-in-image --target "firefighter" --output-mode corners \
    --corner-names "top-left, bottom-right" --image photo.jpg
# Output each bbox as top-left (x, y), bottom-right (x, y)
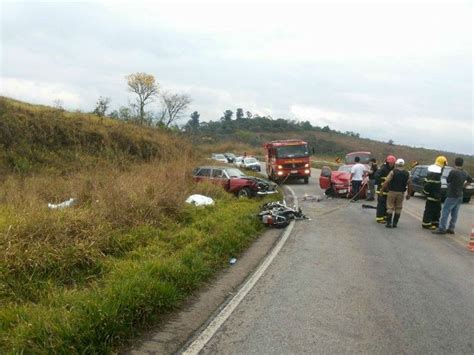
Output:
top-left (381, 158), bottom-right (413, 228)
top-left (422, 156), bottom-right (447, 229)
top-left (374, 155), bottom-right (396, 223)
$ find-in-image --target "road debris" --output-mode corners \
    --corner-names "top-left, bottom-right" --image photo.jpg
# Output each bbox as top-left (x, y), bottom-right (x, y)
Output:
top-left (362, 204), bottom-right (377, 209)
top-left (48, 198), bottom-right (77, 209)
top-left (185, 194), bottom-right (215, 206)
top-left (301, 194), bottom-right (325, 202)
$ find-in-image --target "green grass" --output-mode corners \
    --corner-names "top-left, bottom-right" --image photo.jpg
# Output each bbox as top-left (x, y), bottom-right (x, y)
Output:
top-left (0, 96), bottom-right (283, 353)
top-left (0, 194), bottom-right (280, 353)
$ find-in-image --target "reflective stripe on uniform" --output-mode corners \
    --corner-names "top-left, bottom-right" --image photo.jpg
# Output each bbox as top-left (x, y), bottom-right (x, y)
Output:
top-left (427, 197), bottom-right (440, 201)
top-left (425, 179), bottom-right (441, 184)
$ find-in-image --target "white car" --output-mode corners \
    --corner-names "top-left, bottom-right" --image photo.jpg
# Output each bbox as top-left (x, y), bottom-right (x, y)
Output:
top-left (240, 157), bottom-right (261, 172)
top-left (212, 154), bottom-right (228, 163)
top-left (233, 156), bottom-right (244, 166)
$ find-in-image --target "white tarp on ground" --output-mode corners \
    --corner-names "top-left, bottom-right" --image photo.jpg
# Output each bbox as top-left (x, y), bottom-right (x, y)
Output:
top-left (48, 198), bottom-right (77, 209)
top-left (185, 194), bottom-right (215, 206)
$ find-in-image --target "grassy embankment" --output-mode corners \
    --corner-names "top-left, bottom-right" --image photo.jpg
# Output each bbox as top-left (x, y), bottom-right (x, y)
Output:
top-left (0, 97), bottom-right (279, 353)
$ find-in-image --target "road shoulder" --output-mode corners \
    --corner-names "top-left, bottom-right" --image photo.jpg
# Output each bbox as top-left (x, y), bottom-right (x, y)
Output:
top-left (125, 189), bottom-right (294, 354)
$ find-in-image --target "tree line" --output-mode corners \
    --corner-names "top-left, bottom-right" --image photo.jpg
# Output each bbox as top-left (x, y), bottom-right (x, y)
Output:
top-left (90, 72), bottom-right (361, 140)
top-left (182, 108), bottom-right (361, 139)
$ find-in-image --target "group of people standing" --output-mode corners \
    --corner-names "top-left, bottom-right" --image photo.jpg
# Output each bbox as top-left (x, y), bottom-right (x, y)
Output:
top-left (354, 154), bottom-right (472, 232)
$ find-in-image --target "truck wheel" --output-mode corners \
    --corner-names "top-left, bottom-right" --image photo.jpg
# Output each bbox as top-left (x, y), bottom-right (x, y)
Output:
top-left (237, 187), bottom-right (251, 198)
top-left (463, 196), bottom-right (471, 203)
top-left (303, 177), bottom-right (309, 184)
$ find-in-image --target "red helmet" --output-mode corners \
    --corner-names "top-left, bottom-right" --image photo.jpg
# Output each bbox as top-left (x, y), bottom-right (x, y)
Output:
top-left (386, 155), bottom-right (396, 164)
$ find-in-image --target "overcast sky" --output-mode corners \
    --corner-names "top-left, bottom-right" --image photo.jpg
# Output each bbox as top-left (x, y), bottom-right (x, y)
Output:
top-left (1, 1), bottom-right (472, 154)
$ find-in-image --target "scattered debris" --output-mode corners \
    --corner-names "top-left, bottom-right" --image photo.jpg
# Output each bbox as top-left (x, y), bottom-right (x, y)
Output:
top-left (185, 194), bottom-right (215, 206)
top-left (301, 194), bottom-right (325, 202)
top-left (361, 204), bottom-right (377, 209)
top-left (48, 198), bottom-right (77, 209)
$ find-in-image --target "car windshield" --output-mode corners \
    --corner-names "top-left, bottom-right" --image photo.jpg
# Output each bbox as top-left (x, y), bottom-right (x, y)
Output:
top-left (225, 153), bottom-right (236, 158)
top-left (226, 168), bottom-right (245, 177)
top-left (276, 145), bottom-right (309, 158)
top-left (338, 165), bottom-right (352, 173)
top-left (244, 158), bottom-right (257, 163)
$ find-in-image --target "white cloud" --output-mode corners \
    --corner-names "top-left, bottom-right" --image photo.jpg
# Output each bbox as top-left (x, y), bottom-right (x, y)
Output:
top-left (290, 104), bottom-right (473, 154)
top-left (1, 78), bottom-right (82, 108)
top-left (0, 1), bottom-right (472, 154)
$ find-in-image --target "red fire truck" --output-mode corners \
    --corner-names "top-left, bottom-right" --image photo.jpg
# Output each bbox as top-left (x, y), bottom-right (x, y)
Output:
top-left (263, 139), bottom-right (311, 184)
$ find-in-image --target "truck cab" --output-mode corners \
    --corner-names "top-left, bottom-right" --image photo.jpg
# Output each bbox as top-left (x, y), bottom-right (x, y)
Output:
top-left (263, 139), bottom-right (311, 184)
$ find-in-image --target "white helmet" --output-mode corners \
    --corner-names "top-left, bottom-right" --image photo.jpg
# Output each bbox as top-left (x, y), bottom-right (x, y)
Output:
top-left (396, 158), bottom-right (405, 166)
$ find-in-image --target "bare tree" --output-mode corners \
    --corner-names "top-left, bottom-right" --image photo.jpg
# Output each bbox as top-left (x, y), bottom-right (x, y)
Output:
top-left (126, 72), bottom-right (159, 125)
top-left (93, 96), bottom-right (111, 118)
top-left (159, 91), bottom-right (192, 127)
top-left (53, 99), bottom-right (64, 111)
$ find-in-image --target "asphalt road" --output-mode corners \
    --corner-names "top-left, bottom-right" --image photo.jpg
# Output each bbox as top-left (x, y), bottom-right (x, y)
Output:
top-left (194, 168), bottom-right (474, 354)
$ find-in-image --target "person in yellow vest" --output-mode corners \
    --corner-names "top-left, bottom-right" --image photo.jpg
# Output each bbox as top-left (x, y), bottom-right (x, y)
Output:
top-left (422, 156), bottom-right (447, 230)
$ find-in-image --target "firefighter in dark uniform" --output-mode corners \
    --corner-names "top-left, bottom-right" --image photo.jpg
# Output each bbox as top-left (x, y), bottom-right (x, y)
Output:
top-left (422, 156), bottom-right (447, 229)
top-left (374, 155), bottom-right (396, 223)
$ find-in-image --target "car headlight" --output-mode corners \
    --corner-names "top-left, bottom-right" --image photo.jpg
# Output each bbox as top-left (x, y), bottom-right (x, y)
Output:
top-left (304, 163), bottom-right (309, 168)
top-left (277, 165), bottom-right (283, 169)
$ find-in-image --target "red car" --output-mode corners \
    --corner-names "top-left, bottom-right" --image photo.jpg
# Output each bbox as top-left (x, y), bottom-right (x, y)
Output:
top-left (193, 166), bottom-right (278, 198)
top-left (319, 152), bottom-right (372, 198)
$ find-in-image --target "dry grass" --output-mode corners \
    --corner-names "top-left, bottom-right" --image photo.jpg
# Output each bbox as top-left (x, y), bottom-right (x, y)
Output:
top-left (0, 96), bottom-right (281, 352)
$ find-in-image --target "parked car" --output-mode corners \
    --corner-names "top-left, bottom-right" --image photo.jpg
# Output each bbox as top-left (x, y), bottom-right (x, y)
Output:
top-left (233, 156), bottom-right (244, 166)
top-left (319, 164), bottom-right (368, 198)
top-left (192, 166), bottom-right (278, 198)
top-left (410, 165), bottom-right (473, 203)
top-left (211, 154), bottom-right (228, 163)
top-left (345, 151), bottom-right (373, 164)
top-left (224, 153), bottom-right (236, 163)
top-left (240, 157), bottom-right (261, 172)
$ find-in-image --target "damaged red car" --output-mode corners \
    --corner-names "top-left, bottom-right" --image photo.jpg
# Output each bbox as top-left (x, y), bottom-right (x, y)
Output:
top-left (193, 166), bottom-right (278, 198)
top-left (319, 152), bottom-right (371, 198)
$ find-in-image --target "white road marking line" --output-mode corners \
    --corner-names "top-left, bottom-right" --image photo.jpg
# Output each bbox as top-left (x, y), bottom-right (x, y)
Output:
top-left (181, 186), bottom-right (298, 355)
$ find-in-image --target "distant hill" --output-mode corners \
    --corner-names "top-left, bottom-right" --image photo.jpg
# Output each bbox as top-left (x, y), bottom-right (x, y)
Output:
top-left (0, 97), bottom-right (189, 175)
top-left (1, 97), bottom-right (471, 175)
top-left (194, 117), bottom-right (473, 173)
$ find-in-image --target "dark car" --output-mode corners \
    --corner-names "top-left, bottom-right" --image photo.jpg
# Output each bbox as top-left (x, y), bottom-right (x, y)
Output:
top-left (192, 166), bottom-right (278, 198)
top-left (240, 157), bottom-right (261, 172)
top-left (410, 165), bottom-right (473, 203)
top-left (224, 153), bottom-right (236, 163)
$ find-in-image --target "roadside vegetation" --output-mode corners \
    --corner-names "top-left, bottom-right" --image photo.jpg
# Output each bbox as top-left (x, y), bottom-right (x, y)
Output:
top-left (0, 97), bottom-right (279, 353)
top-left (1, 93), bottom-right (470, 352)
